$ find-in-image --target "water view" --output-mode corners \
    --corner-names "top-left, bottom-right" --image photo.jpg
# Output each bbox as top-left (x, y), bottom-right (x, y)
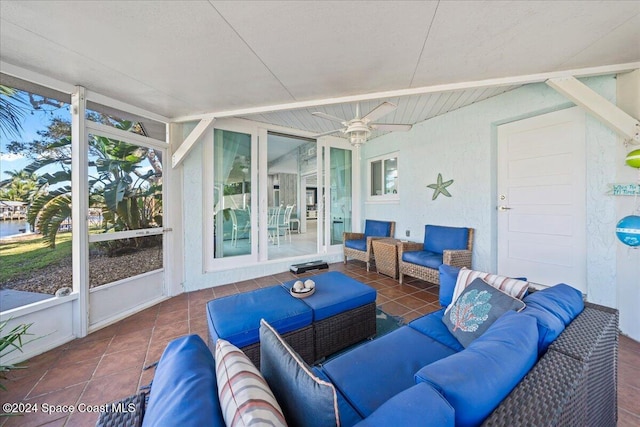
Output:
top-left (0, 220), bottom-right (32, 239)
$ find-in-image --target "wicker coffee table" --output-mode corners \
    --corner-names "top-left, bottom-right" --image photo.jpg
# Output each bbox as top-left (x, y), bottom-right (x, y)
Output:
top-left (372, 238), bottom-right (402, 279)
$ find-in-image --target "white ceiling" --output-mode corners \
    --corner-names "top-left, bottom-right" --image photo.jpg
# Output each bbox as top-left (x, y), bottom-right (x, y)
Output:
top-left (1, 0), bottom-right (639, 138)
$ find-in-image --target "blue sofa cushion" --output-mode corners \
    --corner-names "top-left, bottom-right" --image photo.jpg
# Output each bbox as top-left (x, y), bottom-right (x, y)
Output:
top-left (364, 219), bottom-right (392, 238)
top-left (142, 335), bottom-right (224, 427)
top-left (313, 367), bottom-right (364, 427)
top-left (321, 326), bottom-right (456, 417)
top-left (281, 272), bottom-right (377, 321)
top-left (408, 309), bottom-right (464, 352)
top-left (344, 238), bottom-right (367, 251)
top-left (523, 283), bottom-right (584, 326)
top-left (214, 339), bottom-right (286, 427)
top-left (415, 311), bottom-right (538, 427)
top-left (401, 250), bottom-right (443, 269)
top-left (443, 278), bottom-right (526, 348)
top-left (438, 264), bottom-right (461, 307)
top-left (260, 319), bottom-right (339, 427)
top-left (207, 285), bottom-right (312, 349)
top-left (521, 304), bottom-right (565, 354)
top-left (353, 383), bottom-right (454, 427)
top-left (423, 225), bottom-right (469, 254)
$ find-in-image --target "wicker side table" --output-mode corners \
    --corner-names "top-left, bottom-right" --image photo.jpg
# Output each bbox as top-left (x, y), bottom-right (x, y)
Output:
top-left (372, 238), bottom-right (402, 279)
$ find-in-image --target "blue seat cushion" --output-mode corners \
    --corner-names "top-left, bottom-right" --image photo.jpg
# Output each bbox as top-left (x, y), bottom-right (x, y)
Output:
top-left (142, 335), bottom-right (225, 427)
top-left (344, 238), bottom-right (367, 251)
top-left (402, 250), bottom-right (443, 269)
top-left (438, 264), bottom-right (461, 307)
top-left (206, 285), bottom-right (312, 348)
top-left (353, 383), bottom-right (454, 427)
top-left (364, 220), bottom-right (392, 238)
top-left (521, 304), bottom-right (565, 354)
top-left (408, 309), bottom-right (464, 352)
top-left (423, 225), bottom-right (469, 254)
top-left (523, 283), bottom-right (584, 326)
top-left (313, 367), bottom-right (364, 427)
top-left (321, 326), bottom-right (456, 417)
top-left (281, 272), bottom-right (376, 321)
top-left (415, 311), bottom-right (538, 427)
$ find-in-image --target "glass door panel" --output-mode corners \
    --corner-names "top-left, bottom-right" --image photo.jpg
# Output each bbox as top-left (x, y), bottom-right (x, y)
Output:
top-left (266, 133), bottom-right (317, 260)
top-left (213, 129), bottom-right (252, 258)
top-left (329, 147), bottom-right (352, 245)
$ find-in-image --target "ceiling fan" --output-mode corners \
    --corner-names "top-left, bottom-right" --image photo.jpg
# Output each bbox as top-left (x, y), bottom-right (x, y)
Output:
top-left (312, 102), bottom-right (412, 146)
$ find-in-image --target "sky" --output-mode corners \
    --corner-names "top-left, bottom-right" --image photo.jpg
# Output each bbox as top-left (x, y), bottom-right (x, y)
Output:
top-left (0, 91), bottom-right (70, 179)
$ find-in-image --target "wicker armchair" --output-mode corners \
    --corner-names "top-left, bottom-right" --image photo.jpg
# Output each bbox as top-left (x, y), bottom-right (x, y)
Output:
top-left (398, 225), bottom-right (473, 284)
top-left (343, 220), bottom-right (396, 271)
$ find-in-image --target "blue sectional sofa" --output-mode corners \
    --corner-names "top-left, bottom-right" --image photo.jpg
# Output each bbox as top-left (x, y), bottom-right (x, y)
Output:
top-left (98, 269), bottom-right (619, 427)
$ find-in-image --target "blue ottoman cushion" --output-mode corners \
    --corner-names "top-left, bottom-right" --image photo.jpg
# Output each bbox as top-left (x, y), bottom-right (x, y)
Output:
top-left (321, 326), bottom-right (456, 417)
top-left (206, 285), bottom-right (312, 349)
top-left (281, 272), bottom-right (377, 321)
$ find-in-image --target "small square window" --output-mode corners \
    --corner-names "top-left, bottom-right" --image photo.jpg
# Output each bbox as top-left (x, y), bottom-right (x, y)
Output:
top-left (367, 153), bottom-right (399, 202)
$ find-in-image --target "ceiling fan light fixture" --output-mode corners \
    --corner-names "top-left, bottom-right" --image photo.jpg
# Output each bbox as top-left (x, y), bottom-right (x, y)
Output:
top-left (349, 130), bottom-right (369, 146)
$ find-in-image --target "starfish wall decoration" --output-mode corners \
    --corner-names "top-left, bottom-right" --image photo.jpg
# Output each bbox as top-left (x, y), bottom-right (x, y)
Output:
top-left (427, 173), bottom-right (454, 200)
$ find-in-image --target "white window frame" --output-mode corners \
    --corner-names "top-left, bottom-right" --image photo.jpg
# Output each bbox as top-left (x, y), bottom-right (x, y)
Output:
top-left (366, 152), bottom-right (399, 203)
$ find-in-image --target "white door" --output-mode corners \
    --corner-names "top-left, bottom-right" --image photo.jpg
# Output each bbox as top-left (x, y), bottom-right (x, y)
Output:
top-left (319, 137), bottom-right (355, 253)
top-left (497, 107), bottom-right (586, 291)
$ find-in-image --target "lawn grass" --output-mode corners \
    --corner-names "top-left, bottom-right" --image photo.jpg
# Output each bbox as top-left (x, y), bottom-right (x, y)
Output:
top-left (0, 234), bottom-right (72, 283)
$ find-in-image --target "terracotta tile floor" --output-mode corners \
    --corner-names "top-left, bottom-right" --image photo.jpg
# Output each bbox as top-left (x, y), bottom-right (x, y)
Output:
top-left (1, 261), bottom-right (639, 426)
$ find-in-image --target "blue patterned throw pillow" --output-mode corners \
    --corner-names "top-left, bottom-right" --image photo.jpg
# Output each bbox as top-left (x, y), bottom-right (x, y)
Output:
top-left (443, 278), bottom-right (525, 347)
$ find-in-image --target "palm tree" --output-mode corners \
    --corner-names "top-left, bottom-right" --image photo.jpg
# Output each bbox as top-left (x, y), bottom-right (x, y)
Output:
top-left (0, 170), bottom-right (38, 202)
top-left (25, 126), bottom-right (162, 248)
top-left (0, 85), bottom-right (27, 139)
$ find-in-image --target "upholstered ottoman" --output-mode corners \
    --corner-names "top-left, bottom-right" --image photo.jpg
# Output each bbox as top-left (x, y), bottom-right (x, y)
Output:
top-left (206, 285), bottom-right (314, 367)
top-left (281, 271), bottom-right (377, 360)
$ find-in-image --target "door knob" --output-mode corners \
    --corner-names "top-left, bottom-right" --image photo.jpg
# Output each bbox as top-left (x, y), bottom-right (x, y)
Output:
top-left (498, 206), bottom-right (512, 211)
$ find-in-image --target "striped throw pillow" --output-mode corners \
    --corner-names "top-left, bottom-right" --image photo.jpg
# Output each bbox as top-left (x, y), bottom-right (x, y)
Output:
top-left (215, 339), bottom-right (287, 427)
top-left (446, 268), bottom-right (529, 314)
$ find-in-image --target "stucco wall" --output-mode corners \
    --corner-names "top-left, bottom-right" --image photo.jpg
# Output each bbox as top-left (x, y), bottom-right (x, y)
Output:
top-left (361, 75), bottom-right (638, 339)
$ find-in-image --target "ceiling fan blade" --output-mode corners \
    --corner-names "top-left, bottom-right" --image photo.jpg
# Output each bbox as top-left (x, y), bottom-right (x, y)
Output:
top-left (370, 123), bottom-right (413, 131)
top-left (312, 111), bottom-right (347, 124)
top-left (313, 128), bottom-right (345, 138)
top-left (362, 102), bottom-right (397, 123)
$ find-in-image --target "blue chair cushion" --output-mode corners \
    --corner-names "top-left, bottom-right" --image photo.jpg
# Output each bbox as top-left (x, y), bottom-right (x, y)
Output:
top-left (260, 320), bottom-right (339, 427)
top-left (353, 383), bottom-right (454, 427)
top-left (408, 309), bottom-right (464, 352)
top-left (321, 326), bottom-right (456, 417)
top-left (344, 238), bottom-right (367, 251)
top-left (401, 250), bottom-right (442, 269)
top-left (415, 311), bottom-right (538, 427)
top-left (523, 283), bottom-right (584, 326)
top-left (363, 220), bottom-right (392, 238)
top-left (281, 272), bottom-right (376, 321)
top-left (142, 335), bottom-right (225, 427)
top-left (438, 264), bottom-right (461, 307)
top-left (423, 225), bottom-right (469, 254)
top-left (206, 285), bottom-right (312, 349)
